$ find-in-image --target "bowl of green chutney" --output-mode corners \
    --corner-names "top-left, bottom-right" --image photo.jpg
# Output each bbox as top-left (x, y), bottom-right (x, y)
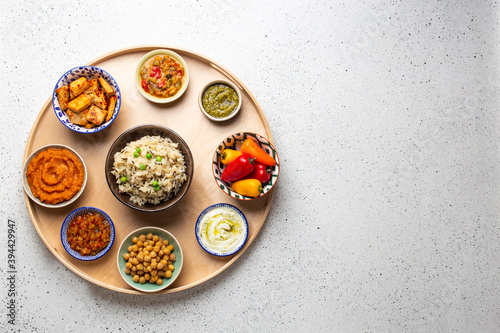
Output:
top-left (198, 79), bottom-right (242, 122)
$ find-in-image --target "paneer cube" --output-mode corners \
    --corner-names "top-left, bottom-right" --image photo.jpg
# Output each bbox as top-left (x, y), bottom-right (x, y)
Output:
top-left (87, 86), bottom-right (108, 109)
top-left (69, 77), bottom-right (89, 99)
top-left (67, 94), bottom-right (91, 113)
top-left (55, 85), bottom-right (69, 110)
top-left (106, 95), bottom-right (117, 122)
top-left (66, 109), bottom-right (89, 126)
top-left (98, 77), bottom-right (115, 96)
top-left (85, 105), bottom-right (108, 125)
top-left (83, 79), bottom-right (99, 95)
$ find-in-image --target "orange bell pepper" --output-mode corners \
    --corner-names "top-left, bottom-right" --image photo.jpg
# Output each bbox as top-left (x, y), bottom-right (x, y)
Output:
top-left (232, 179), bottom-right (262, 197)
top-left (240, 138), bottom-right (276, 166)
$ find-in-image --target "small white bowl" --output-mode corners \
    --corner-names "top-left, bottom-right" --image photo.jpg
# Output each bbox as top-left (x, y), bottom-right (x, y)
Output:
top-left (198, 79), bottom-right (242, 122)
top-left (52, 66), bottom-right (121, 133)
top-left (135, 49), bottom-right (190, 104)
top-left (23, 144), bottom-right (87, 208)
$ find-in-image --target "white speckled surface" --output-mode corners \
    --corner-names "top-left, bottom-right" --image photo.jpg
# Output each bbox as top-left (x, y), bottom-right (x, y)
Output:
top-left (1, 0), bottom-right (500, 332)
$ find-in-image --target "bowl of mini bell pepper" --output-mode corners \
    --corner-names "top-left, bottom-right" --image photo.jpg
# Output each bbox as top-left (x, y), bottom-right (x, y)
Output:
top-left (212, 132), bottom-right (280, 200)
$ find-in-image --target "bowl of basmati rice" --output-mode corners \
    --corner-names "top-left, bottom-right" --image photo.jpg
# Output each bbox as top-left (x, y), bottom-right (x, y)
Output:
top-left (105, 125), bottom-right (194, 212)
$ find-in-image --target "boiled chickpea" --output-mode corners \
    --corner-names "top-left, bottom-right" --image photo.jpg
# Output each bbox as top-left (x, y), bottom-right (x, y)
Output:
top-left (123, 233), bottom-right (177, 285)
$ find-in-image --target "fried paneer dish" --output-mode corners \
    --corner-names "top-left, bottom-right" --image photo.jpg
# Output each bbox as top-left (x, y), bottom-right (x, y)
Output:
top-left (55, 76), bottom-right (117, 128)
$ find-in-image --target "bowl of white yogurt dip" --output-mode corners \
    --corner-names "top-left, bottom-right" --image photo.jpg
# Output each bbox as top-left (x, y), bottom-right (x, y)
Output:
top-left (195, 203), bottom-right (248, 257)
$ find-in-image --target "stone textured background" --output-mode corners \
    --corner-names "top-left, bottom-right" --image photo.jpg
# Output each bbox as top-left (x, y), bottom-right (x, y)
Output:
top-left (1, 1), bottom-right (499, 332)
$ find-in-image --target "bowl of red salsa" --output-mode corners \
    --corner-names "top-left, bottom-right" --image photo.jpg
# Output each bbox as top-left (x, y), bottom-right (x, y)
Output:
top-left (135, 49), bottom-right (189, 103)
top-left (61, 207), bottom-right (115, 261)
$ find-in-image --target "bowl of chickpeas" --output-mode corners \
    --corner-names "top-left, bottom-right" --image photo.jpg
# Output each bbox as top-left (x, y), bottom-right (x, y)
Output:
top-left (117, 226), bottom-right (183, 292)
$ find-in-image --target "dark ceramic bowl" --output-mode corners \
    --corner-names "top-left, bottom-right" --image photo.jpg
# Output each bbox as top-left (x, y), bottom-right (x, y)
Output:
top-left (105, 125), bottom-right (194, 212)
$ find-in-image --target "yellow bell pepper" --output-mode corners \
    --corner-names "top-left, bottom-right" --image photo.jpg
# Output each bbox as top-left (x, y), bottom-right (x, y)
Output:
top-left (231, 179), bottom-right (262, 197)
top-left (221, 149), bottom-right (242, 165)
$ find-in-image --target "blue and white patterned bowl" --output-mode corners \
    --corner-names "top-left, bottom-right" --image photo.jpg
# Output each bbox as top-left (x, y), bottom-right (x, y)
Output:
top-left (61, 207), bottom-right (115, 261)
top-left (52, 66), bottom-right (121, 133)
top-left (212, 132), bottom-right (280, 200)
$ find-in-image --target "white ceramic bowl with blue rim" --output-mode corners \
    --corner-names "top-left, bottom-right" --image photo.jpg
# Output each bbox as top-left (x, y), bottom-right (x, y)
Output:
top-left (52, 66), bottom-right (121, 133)
top-left (61, 206), bottom-right (115, 261)
top-left (195, 203), bottom-right (249, 257)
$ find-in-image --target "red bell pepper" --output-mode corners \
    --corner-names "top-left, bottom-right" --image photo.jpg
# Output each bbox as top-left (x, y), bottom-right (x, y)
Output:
top-left (141, 79), bottom-right (149, 92)
top-left (150, 66), bottom-right (162, 79)
top-left (221, 154), bottom-right (255, 182)
top-left (243, 162), bottom-right (271, 184)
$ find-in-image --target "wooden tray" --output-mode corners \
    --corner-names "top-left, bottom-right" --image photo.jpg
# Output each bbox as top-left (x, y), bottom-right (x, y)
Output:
top-left (23, 45), bottom-right (274, 294)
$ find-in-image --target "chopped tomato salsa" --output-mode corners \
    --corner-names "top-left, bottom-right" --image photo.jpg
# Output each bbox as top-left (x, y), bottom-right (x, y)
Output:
top-left (67, 212), bottom-right (110, 256)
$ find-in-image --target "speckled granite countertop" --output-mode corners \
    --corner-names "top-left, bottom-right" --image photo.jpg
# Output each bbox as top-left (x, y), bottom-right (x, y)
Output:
top-left (1, 1), bottom-right (500, 332)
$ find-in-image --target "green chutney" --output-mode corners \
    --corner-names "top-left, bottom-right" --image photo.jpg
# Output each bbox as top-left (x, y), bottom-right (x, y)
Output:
top-left (202, 84), bottom-right (239, 118)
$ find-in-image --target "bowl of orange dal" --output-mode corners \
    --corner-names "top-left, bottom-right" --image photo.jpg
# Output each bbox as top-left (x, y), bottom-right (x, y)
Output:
top-left (23, 144), bottom-right (87, 208)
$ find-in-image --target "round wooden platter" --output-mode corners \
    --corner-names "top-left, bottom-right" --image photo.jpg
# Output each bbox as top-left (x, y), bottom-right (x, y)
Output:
top-left (23, 45), bottom-right (274, 294)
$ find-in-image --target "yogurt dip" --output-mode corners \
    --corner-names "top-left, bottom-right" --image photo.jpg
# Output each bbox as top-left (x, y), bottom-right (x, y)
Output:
top-left (196, 204), bottom-right (248, 256)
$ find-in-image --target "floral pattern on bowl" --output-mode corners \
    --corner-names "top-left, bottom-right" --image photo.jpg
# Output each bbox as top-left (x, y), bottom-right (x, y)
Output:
top-left (52, 66), bottom-right (121, 133)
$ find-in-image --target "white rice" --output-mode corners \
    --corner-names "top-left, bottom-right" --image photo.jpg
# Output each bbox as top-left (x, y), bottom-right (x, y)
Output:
top-left (111, 135), bottom-right (187, 206)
